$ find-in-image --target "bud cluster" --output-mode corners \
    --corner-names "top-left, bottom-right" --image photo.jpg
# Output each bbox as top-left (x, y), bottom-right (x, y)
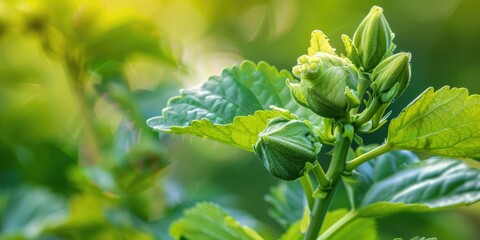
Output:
top-left (256, 5), bottom-right (413, 181)
top-left (290, 5), bottom-right (411, 121)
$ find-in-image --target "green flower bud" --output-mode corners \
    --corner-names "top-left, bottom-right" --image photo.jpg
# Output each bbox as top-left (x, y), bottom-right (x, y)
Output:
top-left (291, 53), bottom-right (358, 118)
top-left (372, 52), bottom-right (411, 103)
top-left (253, 118), bottom-right (321, 181)
top-left (353, 6), bottom-right (395, 71)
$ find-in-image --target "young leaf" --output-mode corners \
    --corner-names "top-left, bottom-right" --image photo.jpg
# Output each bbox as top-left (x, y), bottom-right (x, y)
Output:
top-left (265, 181), bottom-right (305, 228)
top-left (170, 202), bottom-right (263, 240)
top-left (352, 151), bottom-right (480, 217)
top-left (147, 61), bottom-right (320, 151)
top-left (308, 30), bottom-right (336, 56)
top-left (387, 87), bottom-right (480, 159)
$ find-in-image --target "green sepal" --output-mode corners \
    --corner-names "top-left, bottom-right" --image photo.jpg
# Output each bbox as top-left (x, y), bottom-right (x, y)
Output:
top-left (342, 34), bottom-right (361, 68)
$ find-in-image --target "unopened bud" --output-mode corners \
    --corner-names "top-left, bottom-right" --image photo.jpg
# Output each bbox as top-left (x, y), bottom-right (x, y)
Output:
top-left (353, 6), bottom-right (395, 71)
top-left (254, 118), bottom-right (321, 181)
top-left (372, 52), bottom-right (411, 102)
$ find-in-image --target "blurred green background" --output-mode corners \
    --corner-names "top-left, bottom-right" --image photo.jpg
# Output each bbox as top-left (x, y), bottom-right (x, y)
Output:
top-left (0, 0), bottom-right (479, 239)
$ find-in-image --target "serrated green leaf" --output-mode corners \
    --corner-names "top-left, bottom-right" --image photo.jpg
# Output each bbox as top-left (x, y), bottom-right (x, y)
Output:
top-left (308, 30), bottom-right (336, 56)
top-left (265, 181), bottom-right (305, 229)
top-left (147, 61), bottom-right (320, 151)
top-left (170, 202), bottom-right (263, 240)
top-left (151, 108), bottom-right (296, 152)
top-left (387, 87), bottom-right (480, 159)
top-left (352, 151), bottom-right (480, 217)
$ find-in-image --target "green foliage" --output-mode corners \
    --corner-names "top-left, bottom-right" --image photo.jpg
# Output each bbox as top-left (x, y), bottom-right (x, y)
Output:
top-left (388, 87), bottom-right (480, 159)
top-left (149, 108), bottom-right (297, 152)
top-left (265, 181), bottom-right (305, 228)
top-left (146, 4), bottom-right (480, 240)
top-left (169, 202), bottom-right (263, 240)
top-left (352, 150), bottom-right (480, 217)
top-left (3, 1), bottom-right (480, 240)
top-left (147, 61), bottom-right (321, 150)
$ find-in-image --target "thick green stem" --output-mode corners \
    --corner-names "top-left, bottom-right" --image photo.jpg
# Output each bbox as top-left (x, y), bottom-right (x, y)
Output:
top-left (304, 182), bottom-right (339, 240)
top-left (326, 133), bottom-right (351, 179)
top-left (300, 174), bottom-right (315, 210)
top-left (345, 143), bottom-right (391, 171)
top-left (305, 129), bottom-right (352, 240)
top-left (353, 97), bottom-right (382, 129)
top-left (318, 211), bottom-right (357, 240)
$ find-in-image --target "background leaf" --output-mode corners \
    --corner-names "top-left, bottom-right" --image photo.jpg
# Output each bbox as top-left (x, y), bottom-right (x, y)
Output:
top-left (147, 61), bottom-right (320, 151)
top-left (169, 202), bottom-right (263, 240)
top-left (387, 87), bottom-right (480, 159)
top-left (265, 181), bottom-right (305, 229)
top-left (352, 151), bottom-right (480, 217)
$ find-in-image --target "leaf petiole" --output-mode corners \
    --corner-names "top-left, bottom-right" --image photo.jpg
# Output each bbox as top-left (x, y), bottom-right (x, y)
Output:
top-left (345, 143), bottom-right (391, 171)
top-left (300, 174), bottom-right (315, 210)
top-left (312, 162), bottom-right (330, 189)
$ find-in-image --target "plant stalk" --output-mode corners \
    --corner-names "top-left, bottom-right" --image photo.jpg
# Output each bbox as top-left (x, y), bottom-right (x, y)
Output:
top-left (304, 182), bottom-right (339, 240)
top-left (305, 129), bottom-right (352, 240)
top-left (345, 143), bottom-right (391, 171)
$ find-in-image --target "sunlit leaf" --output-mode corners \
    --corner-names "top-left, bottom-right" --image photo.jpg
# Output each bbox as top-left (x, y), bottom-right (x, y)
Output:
top-left (265, 181), bottom-right (305, 228)
top-left (147, 61), bottom-right (320, 151)
top-left (353, 151), bottom-right (480, 217)
top-left (170, 202), bottom-right (263, 240)
top-left (308, 30), bottom-right (336, 56)
top-left (388, 87), bottom-right (480, 159)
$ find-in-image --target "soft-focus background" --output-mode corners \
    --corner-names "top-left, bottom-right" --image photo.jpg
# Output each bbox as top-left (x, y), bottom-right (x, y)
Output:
top-left (1, 0), bottom-right (479, 239)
